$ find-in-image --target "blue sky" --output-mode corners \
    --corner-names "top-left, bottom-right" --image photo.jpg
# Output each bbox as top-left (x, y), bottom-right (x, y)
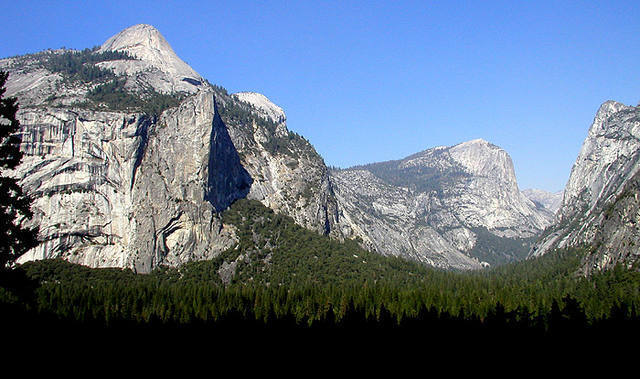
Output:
top-left (2, 1), bottom-right (639, 191)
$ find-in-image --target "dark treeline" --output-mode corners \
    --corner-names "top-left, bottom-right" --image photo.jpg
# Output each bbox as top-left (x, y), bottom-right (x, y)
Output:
top-left (2, 247), bottom-right (640, 339)
top-left (2, 199), bottom-right (640, 341)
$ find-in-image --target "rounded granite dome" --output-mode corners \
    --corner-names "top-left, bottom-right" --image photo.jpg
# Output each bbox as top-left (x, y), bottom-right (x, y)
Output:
top-left (98, 24), bottom-right (203, 93)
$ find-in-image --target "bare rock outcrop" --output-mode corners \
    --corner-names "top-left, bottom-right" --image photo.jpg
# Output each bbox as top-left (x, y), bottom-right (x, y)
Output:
top-left (4, 24), bottom-right (338, 272)
top-left (530, 101), bottom-right (640, 274)
top-left (3, 23), bottom-right (557, 272)
top-left (332, 139), bottom-right (553, 269)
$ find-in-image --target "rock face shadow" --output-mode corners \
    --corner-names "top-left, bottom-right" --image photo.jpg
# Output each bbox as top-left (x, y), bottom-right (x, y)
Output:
top-left (205, 98), bottom-right (252, 212)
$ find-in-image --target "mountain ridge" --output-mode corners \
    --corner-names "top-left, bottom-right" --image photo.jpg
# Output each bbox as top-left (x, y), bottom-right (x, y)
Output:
top-left (1, 24), bottom-right (561, 273)
top-left (2, 24), bottom-right (341, 272)
top-left (331, 138), bottom-right (553, 268)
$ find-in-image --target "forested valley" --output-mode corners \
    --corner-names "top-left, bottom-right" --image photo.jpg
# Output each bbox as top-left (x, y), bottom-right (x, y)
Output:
top-left (2, 199), bottom-right (640, 342)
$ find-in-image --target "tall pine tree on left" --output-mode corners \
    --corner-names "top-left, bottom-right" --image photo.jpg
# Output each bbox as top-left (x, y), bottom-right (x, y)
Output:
top-left (0, 71), bottom-right (37, 272)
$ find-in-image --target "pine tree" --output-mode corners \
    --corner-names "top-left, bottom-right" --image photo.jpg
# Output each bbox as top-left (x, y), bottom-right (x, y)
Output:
top-left (0, 71), bottom-right (37, 271)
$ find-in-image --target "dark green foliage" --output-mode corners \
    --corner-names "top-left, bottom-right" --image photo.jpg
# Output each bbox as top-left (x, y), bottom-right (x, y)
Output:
top-left (3, 199), bottom-right (640, 335)
top-left (217, 96), bottom-right (274, 133)
top-left (207, 81), bottom-right (228, 96)
top-left (0, 71), bottom-right (37, 271)
top-left (77, 78), bottom-right (185, 117)
top-left (218, 199), bottom-right (430, 286)
top-left (468, 227), bottom-right (536, 265)
top-left (43, 47), bottom-right (135, 83)
top-left (4, 246), bottom-right (640, 337)
top-left (83, 78), bottom-right (138, 108)
top-left (0, 155), bottom-right (637, 335)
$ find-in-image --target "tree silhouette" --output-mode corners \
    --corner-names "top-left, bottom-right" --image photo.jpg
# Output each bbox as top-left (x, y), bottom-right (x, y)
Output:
top-left (0, 71), bottom-right (37, 272)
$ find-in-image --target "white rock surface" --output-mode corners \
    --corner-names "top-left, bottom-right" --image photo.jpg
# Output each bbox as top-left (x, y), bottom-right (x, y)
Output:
top-left (98, 24), bottom-right (204, 94)
top-left (232, 92), bottom-right (286, 124)
top-left (522, 189), bottom-right (563, 214)
top-left (12, 93), bottom-right (241, 272)
top-left (4, 24), bottom-right (340, 272)
top-left (332, 139), bottom-right (554, 269)
top-left (560, 101), bottom-right (638, 220)
top-left (530, 100), bottom-right (640, 273)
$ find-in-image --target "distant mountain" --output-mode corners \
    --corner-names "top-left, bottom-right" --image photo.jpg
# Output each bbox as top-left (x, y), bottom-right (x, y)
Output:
top-left (530, 100), bottom-right (640, 274)
top-left (332, 139), bottom-right (553, 268)
top-left (522, 189), bottom-right (563, 214)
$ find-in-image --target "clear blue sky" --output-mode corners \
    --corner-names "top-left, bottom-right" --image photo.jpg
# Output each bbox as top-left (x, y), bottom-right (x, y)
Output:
top-left (2, 0), bottom-right (639, 192)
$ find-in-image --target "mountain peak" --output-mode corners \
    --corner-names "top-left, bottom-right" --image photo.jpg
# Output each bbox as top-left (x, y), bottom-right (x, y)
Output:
top-left (598, 99), bottom-right (626, 113)
top-left (449, 138), bottom-right (515, 183)
top-left (521, 188), bottom-right (564, 214)
top-left (465, 138), bottom-right (489, 145)
top-left (588, 100), bottom-right (630, 135)
top-left (99, 24), bottom-right (168, 58)
top-left (98, 24), bottom-right (202, 84)
top-left (453, 138), bottom-right (495, 150)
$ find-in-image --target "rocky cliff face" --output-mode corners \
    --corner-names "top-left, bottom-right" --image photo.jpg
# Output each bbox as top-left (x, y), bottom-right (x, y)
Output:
top-left (3, 23), bottom-right (554, 273)
top-left (3, 24), bottom-right (338, 272)
top-left (331, 139), bottom-right (553, 269)
top-left (530, 101), bottom-right (640, 274)
top-left (225, 91), bottom-right (340, 237)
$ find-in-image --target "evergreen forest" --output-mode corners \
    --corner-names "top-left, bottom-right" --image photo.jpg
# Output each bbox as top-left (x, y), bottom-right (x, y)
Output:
top-left (2, 199), bottom-right (640, 343)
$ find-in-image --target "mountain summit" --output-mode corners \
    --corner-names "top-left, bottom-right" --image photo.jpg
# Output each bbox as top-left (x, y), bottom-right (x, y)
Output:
top-left (448, 138), bottom-right (518, 186)
top-left (331, 139), bottom-right (553, 268)
top-left (2, 24), bottom-right (338, 272)
top-left (98, 24), bottom-right (203, 93)
top-left (531, 100), bottom-right (640, 274)
top-left (2, 24), bottom-right (555, 273)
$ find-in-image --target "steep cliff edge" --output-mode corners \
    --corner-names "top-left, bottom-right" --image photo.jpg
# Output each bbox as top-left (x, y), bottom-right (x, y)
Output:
top-left (3, 23), bottom-right (554, 273)
top-left (530, 101), bottom-right (640, 274)
top-left (3, 24), bottom-right (339, 272)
